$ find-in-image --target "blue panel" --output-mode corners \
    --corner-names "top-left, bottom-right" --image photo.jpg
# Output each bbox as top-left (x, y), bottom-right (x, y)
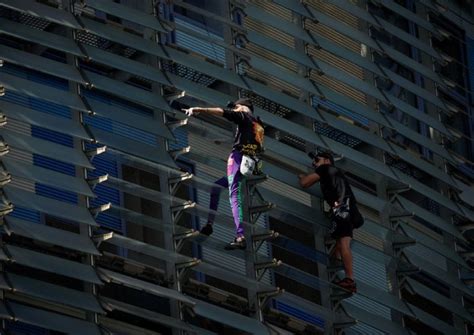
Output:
top-left (83, 114), bottom-right (156, 146)
top-left (33, 155), bottom-right (76, 176)
top-left (31, 126), bottom-right (74, 147)
top-left (5, 321), bottom-right (49, 335)
top-left (169, 126), bottom-right (188, 150)
top-left (313, 96), bottom-right (369, 126)
top-left (1, 63), bottom-right (71, 122)
top-left (9, 206), bottom-right (41, 223)
top-left (87, 153), bottom-right (118, 179)
top-left (0, 66), bottom-right (71, 119)
top-left (272, 236), bottom-right (328, 265)
top-left (83, 113), bottom-right (113, 132)
top-left (2, 91), bottom-right (71, 119)
top-left (1, 91), bottom-right (31, 108)
top-left (94, 212), bottom-right (122, 232)
top-left (1, 63), bottom-right (29, 80)
top-left (274, 300), bottom-right (325, 328)
top-left (82, 89), bottom-right (157, 146)
top-left (89, 183), bottom-right (121, 230)
top-left (82, 89), bottom-right (153, 117)
top-left (91, 184), bottom-right (120, 204)
top-left (28, 96), bottom-right (72, 119)
top-left (1, 63), bottom-right (68, 90)
top-left (86, 143), bottom-right (122, 231)
top-left (2, 63), bottom-right (79, 184)
top-left (35, 183), bottom-right (78, 204)
top-left (174, 15), bottom-right (226, 65)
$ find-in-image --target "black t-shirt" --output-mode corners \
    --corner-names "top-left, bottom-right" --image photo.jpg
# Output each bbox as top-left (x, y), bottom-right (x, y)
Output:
top-left (314, 164), bottom-right (354, 207)
top-left (222, 109), bottom-right (264, 155)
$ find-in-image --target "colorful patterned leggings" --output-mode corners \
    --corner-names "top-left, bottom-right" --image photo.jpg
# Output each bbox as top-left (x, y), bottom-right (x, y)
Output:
top-left (207, 151), bottom-right (244, 237)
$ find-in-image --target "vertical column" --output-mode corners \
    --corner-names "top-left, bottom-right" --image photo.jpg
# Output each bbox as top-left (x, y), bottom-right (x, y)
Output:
top-left (246, 175), bottom-right (280, 322)
top-left (0, 72), bottom-right (10, 333)
top-left (242, 174), bottom-right (261, 320)
top-left (146, 1), bottom-right (183, 333)
top-left (62, 0), bottom-right (99, 326)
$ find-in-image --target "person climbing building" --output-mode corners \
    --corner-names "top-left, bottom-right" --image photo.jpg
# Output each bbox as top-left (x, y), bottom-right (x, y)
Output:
top-left (182, 98), bottom-right (264, 250)
top-left (298, 151), bottom-right (364, 293)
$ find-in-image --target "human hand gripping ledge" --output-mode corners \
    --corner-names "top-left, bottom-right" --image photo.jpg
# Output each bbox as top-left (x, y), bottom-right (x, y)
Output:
top-left (181, 107), bottom-right (200, 117)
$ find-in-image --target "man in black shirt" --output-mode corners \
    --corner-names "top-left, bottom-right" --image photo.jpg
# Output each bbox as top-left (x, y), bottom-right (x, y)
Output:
top-left (182, 98), bottom-right (264, 250)
top-left (298, 152), bottom-right (363, 293)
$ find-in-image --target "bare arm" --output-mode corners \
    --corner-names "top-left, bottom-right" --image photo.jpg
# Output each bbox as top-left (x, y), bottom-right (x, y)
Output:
top-left (182, 107), bottom-right (224, 116)
top-left (298, 172), bottom-right (320, 188)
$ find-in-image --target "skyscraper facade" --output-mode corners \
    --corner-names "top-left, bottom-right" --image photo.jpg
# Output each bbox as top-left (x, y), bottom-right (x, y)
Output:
top-left (0, 0), bottom-right (473, 334)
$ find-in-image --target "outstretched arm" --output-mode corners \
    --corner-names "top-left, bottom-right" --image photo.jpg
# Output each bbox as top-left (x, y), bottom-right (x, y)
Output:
top-left (182, 107), bottom-right (224, 117)
top-left (298, 172), bottom-right (320, 188)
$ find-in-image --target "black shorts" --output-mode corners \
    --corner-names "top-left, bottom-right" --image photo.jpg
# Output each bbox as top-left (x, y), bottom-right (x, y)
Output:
top-left (330, 215), bottom-right (353, 239)
top-left (330, 202), bottom-right (364, 239)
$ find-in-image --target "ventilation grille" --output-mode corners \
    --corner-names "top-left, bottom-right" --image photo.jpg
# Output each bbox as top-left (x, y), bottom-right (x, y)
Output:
top-left (385, 154), bottom-right (426, 180)
top-left (0, 7), bottom-right (51, 30)
top-left (76, 31), bottom-right (138, 58)
top-left (162, 61), bottom-right (216, 86)
top-left (418, 197), bottom-right (441, 216)
top-left (280, 134), bottom-right (307, 152)
top-left (241, 90), bottom-right (293, 118)
top-left (314, 122), bottom-right (362, 148)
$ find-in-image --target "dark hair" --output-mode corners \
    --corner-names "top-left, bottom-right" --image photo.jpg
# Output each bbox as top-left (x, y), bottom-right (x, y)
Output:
top-left (233, 98), bottom-right (254, 111)
top-left (308, 151), bottom-right (334, 165)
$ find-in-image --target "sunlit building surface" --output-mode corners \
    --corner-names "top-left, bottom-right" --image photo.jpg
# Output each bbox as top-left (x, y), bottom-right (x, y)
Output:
top-left (0, 0), bottom-right (473, 334)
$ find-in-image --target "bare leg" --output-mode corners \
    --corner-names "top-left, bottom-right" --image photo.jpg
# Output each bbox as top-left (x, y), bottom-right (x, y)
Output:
top-left (339, 237), bottom-right (353, 279)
